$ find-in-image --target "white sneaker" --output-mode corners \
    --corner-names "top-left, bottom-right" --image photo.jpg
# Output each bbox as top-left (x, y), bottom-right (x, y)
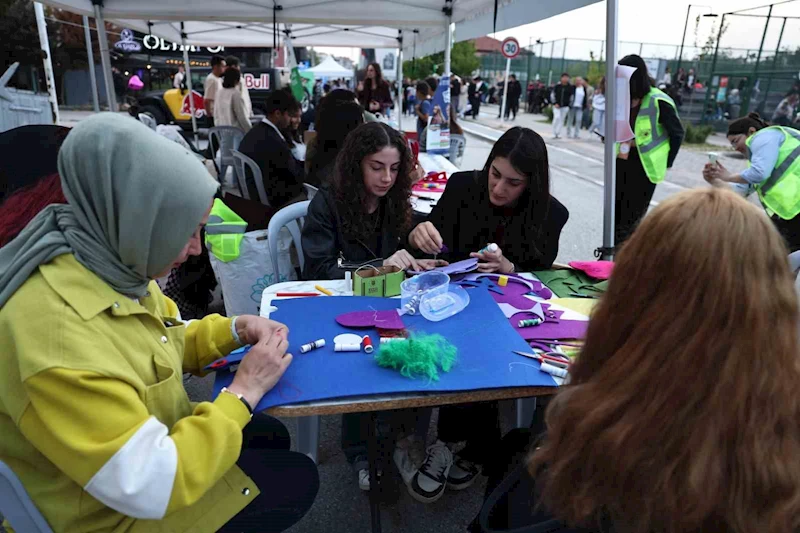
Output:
top-left (408, 441), bottom-right (453, 503)
top-left (358, 468), bottom-right (371, 491)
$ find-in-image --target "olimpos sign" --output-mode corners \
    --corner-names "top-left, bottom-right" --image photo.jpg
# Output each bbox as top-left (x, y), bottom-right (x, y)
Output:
top-left (142, 34), bottom-right (224, 54)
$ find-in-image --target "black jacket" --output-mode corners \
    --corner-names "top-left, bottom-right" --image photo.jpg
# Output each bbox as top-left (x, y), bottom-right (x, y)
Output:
top-left (425, 171), bottom-right (568, 271)
top-left (507, 80), bottom-right (522, 103)
top-left (553, 83), bottom-right (574, 108)
top-left (301, 184), bottom-right (403, 280)
top-left (238, 122), bottom-right (305, 209)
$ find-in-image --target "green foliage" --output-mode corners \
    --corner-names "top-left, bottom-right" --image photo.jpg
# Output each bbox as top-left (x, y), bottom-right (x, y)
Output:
top-left (683, 121), bottom-right (714, 144)
top-left (402, 41), bottom-right (479, 80)
top-left (403, 56), bottom-right (438, 80)
top-left (450, 41), bottom-right (480, 79)
top-left (543, 105), bottom-right (554, 123)
top-left (585, 51), bottom-right (605, 88)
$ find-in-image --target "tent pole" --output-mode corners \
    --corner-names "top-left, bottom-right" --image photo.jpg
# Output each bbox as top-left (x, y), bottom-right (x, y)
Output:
top-left (181, 23), bottom-right (199, 147)
top-left (602, 0), bottom-right (619, 260)
top-left (397, 31), bottom-right (403, 132)
top-left (34, 2), bottom-right (59, 124)
top-left (444, 3), bottom-right (453, 77)
top-left (83, 15), bottom-right (100, 112)
top-left (91, 0), bottom-right (117, 112)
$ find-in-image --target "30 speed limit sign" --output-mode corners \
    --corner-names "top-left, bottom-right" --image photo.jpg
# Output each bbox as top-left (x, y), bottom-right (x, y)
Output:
top-left (501, 37), bottom-right (521, 59)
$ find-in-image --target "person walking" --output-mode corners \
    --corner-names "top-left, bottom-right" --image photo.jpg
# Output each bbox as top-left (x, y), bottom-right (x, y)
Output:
top-left (468, 77), bottom-right (485, 119)
top-left (172, 65), bottom-right (185, 90)
top-left (213, 68), bottom-right (252, 133)
top-left (451, 75), bottom-right (462, 116)
top-left (703, 112), bottom-right (800, 252)
top-left (771, 93), bottom-right (799, 127)
top-left (203, 55), bottom-right (226, 126)
top-left (551, 73), bottom-right (573, 139)
top-left (567, 77), bottom-right (588, 139)
top-left (358, 62), bottom-right (393, 116)
top-left (589, 77), bottom-right (606, 137)
top-left (504, 74), bottom-right (522, 120)
top-left (225, 56), bottom-right (253, 119)
top-left (615, 55), bottom-right (684, 246)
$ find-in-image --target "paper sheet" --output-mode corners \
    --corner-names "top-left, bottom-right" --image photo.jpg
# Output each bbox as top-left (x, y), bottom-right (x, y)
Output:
top-left (615, 65), bottom-right (636, 143)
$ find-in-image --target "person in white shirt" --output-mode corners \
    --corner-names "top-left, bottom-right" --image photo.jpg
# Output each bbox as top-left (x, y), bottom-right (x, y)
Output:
top-left (203, 55), bottom-right (226, 125)
top-left (568, 77), bottom-right (587, 139)
top-left (213, 68), bottom-right (252, 133)
top-left (589, 77), bottom-right (606, 137)
top-left (172, 66), bottom-right (185, 90)
top-left (225, 55), bottom-right (253, 118)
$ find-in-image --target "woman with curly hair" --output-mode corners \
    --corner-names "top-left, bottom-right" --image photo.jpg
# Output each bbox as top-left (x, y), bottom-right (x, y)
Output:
top-left (473, 188), bottom-right (800, 533)
top-left (302, 121), bottom-right (444, 279)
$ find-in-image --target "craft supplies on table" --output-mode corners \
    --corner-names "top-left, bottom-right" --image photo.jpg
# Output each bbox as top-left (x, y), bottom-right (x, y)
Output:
top-left (353, 265), bottom-right (404, 297)
top-left (300, 339), bottom-right (325, 353)
top-left (261, 279), bottom-right (351, 316)
top-left (532, 269), bottom-right (609, 299)
top-left (215, 289), bottom-right (559, 411)
top-left (315, 285), bottom-right (334, 296)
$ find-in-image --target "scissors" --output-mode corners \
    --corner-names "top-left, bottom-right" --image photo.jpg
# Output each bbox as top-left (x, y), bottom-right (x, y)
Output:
top-left (513, 350), bottom-right (571, 368)
top-left (204, 346), bottom-right (250, 371)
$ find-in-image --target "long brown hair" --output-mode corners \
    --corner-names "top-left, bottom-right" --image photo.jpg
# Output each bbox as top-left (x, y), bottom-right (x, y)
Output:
top-left (531, 188), bottom-right (800, 533)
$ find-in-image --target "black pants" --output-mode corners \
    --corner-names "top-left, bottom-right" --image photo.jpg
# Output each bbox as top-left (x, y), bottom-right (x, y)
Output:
top-left (772, 213), bottom-right (800, 253)
top-left (505, 101), bottom-right (519, 120)
top-left (437, 402), bottom-right (501, 466)
top-left (615, 152), bottom-right (657, 247)
top-left (341, 409), bottom-right (430, 468)
top-left (219, 414), bottom-right (319, 533)
top-left (470, 97), bottom-right (481, 118)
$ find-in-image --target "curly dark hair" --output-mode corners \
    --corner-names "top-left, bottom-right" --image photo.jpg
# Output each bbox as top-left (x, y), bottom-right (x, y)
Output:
top-left (333, 122), bottom-right (413, 242)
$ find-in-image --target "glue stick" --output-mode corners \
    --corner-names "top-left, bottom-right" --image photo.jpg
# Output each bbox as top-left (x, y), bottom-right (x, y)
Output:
top-left (540, 362), bottom-right (568, 378)
top-left (362, 335), bottom-right (374, 354)
top-left (300, 339), bottom-right (325, 353)
top-left (335, 343), bottom-right (362, 352)
top-left (479, 243), bottom-right (499, 254)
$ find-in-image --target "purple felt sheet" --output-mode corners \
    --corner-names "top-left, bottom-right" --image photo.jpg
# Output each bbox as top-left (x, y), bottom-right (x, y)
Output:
top-left (461, 273), bottom-right (553, 301)
top-left (336, 309), bottom-right (406, 330)
top-left (511, 312), bottom-right (587, 340)
top-left (408, 257), bottom-right (478, 276)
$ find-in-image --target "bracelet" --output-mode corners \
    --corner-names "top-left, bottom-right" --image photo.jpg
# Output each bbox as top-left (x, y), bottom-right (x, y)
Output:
top-left (221, 387), bottom-right (254, 418)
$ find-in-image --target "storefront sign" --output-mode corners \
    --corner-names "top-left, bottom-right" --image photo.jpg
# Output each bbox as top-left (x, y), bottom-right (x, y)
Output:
top-left (243, 73), bottom-right (270, 90)
top-left (142, 34), bottom-right (224, 54)
top-left (115, 29), bottom-right (142, 53)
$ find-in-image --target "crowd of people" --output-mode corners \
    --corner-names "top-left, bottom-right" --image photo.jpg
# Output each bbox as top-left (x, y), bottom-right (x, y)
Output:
top-left (2, 51), bottom-right (800, 533)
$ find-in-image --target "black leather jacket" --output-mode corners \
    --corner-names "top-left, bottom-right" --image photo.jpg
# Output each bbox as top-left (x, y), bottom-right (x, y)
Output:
top-left (301, 184), bottom-right (402, 280)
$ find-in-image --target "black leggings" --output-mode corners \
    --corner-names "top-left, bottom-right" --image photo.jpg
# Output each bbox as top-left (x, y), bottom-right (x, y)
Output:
top-left (615, 153), bottom-right (657, 247)
top-left (772, 213), bottom-right (800, 253)
top-left (219, 414), bottom-right (319, 533)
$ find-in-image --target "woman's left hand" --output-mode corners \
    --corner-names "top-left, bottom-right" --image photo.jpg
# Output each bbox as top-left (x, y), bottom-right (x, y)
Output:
top-left (415, 259), bottom-right (449, 271)
top-left (235, 315), bottom-right (289, 346)
top-left (470, 247), bottom-right (514, 273)
top-left (384, 250), bottom-right (422, 271)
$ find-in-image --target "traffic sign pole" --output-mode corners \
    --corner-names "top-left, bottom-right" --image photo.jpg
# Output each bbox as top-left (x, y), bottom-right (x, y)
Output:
top-left (501, 58), bottom-right (511, 122)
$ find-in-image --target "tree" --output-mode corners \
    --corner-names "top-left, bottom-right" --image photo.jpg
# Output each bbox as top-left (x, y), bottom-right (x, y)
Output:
top-left (401, 41), bottom-right (479, 81)
top-left (585, 51), bottom-right (605, 87)
top-left (450, 41), bottom-right (480, 78)
top-left (0, 0), bottom-right (43, 68)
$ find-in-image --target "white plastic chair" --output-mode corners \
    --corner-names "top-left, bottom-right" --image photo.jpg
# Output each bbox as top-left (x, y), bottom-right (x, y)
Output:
top-left (449, 134), bottom-right (466, 168)
top-left (209, 126), bottom-right (245, 185)
top-left (303, 183), bottom-right (319, 201)
top-left (266, 201), bottom-right (320, 462)
top-left (231, 149), bottom-right (270, 206)
top-left (0, 460), bottom-right (53, 532)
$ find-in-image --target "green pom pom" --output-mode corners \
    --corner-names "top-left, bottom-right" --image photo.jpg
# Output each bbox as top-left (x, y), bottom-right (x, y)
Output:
top-left (374, 334), bottom-right (457, 381)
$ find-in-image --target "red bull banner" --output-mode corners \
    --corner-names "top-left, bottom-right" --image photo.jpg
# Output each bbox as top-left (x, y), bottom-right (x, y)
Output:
top-left (180, 90), bottom-right (206, 119)
top-left (243, 73), bottom-right (271, 91)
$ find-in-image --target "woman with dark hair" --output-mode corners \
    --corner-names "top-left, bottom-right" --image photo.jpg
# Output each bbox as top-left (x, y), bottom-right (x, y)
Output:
top-left (703, 112), bottom-right (800, 251)
top-left (358, 62), bottom-right (393, 115)
top-left (614, 54), bottom-right (684, 247)
top-left (589, 76), bottom-right (606, 136)
top-left (302, 121), bottom-right (444, 280)
top-left (304, 99), bottom-right (365, 187)
top-left (404, 127), bottom-right (568, 505)
top-left (213, 68), bottom-right (251, 132)
top-left (472, 188), bottom-right (800, 533)
top-left (409, 127), bottom-right (568, 272)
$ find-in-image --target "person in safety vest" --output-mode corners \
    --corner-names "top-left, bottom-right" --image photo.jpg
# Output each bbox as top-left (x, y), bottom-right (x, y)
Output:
top-left (615, 55), bottom-right (684, 246)
top-left (703, 112), bottom-right (800, 252)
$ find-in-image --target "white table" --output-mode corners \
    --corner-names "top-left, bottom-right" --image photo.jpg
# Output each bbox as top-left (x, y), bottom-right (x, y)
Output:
top-left (412, 153), bottom-right (460, 215)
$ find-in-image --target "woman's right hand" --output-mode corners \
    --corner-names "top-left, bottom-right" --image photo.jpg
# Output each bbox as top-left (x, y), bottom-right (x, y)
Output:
top-left (409, 222), bottom-right (444, 255)
top-left (228, 330), bottom-right (293, 409)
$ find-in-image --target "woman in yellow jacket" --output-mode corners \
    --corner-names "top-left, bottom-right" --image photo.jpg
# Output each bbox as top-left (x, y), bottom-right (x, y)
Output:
top-left (0, 114), bottom-right (318, 532)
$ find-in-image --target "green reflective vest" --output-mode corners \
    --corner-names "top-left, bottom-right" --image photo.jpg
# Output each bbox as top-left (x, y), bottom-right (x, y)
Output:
top-left (747, 126), bottom-right (800, 221)
top-left (205, 199), bottom-right (247, 262)
top-left (634, 87), bottom-right (677, 184)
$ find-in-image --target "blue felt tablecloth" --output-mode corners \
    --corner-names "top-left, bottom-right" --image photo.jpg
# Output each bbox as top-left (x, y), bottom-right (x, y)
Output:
top-left (213, 287), bottom-right (557, 411)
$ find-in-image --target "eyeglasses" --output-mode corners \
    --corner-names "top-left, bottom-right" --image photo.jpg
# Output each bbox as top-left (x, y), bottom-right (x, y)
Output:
top-left (729, 136), bottom-right (741, 148)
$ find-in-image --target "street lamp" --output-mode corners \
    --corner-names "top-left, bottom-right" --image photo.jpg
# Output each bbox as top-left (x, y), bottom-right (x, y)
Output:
top-left (676, 5), bottom-right (718, 75)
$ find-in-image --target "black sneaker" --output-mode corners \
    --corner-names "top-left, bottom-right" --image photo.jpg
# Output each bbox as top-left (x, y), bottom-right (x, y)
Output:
top-left (446, 455), bottom-right (482, 490)
top-left (408, 441), bottom-right (453, 503)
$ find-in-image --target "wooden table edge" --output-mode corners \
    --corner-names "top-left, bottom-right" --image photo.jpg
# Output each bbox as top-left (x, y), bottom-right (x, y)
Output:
top-left (264, 386), bottom-right (557, 417)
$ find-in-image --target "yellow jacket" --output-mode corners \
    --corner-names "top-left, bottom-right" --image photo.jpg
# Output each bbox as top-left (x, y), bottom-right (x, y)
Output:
top-left (0, 254), bottom-right (259, 532)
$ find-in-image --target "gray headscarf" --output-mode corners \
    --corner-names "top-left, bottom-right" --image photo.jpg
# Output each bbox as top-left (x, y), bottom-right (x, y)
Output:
top-left (0, 113), bottom-right (218, 307)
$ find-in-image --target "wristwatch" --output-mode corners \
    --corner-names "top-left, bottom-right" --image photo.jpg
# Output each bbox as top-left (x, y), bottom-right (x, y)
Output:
top-left (220, 387), bottom-right (254, 418)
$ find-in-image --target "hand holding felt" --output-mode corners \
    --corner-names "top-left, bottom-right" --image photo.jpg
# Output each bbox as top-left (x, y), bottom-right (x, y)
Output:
top-left (408, 257), bottom-right (478, 275)
top-left (409, 222), bottom-right (444, 255)
top-left (336, 309), bottom-right (406, 330)
top-left (470, 246), bottom-right (513, 274)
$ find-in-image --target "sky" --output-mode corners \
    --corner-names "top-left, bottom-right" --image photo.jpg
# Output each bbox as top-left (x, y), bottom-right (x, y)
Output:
top-left (318, 0), bottom-right (800, 63)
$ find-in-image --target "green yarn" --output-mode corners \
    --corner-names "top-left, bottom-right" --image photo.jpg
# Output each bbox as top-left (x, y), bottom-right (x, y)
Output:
top-left (374, 334), bottom-right (457, 381)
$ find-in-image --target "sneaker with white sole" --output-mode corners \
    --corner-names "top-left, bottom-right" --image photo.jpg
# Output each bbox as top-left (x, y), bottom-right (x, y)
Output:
top-left (358, 468), bottom-right (371, 491)
top-left (446, 456), bottom-right (482, 490)
top-left (408, 441), bottom-right (453, 503)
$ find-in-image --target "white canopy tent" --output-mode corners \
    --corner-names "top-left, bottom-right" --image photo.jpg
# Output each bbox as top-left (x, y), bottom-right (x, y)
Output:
top-left (41, 0), bottom-right (620, 257)
top-left (305, 56), bottom-right (354, 79)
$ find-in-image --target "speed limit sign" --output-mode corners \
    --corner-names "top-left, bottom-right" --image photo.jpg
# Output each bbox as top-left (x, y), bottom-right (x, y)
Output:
top-left (501, 37), bottom-right (521, 59)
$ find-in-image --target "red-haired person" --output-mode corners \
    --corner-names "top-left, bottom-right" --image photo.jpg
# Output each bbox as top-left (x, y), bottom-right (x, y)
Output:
top-left (474, 188), bottom-right (800, 533)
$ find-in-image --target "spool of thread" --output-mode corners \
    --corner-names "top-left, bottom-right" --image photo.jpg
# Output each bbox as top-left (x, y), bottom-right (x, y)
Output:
top-left (335, 343), bottom-right (362, 352)
top-left (300, 339), bottom-right (325, 353)
top-left (518, 318), bottom-right (543, 328)
top-left (362, 335), bottom-right (374, 354)
top-left (498, 275), bottom-right (509, 287)
top-left (540, 362), bottom-right (568, 378)
top-left (380, 337), bottom-right (407, 344)
top-left (479, 243), bottom-right (499, 254)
